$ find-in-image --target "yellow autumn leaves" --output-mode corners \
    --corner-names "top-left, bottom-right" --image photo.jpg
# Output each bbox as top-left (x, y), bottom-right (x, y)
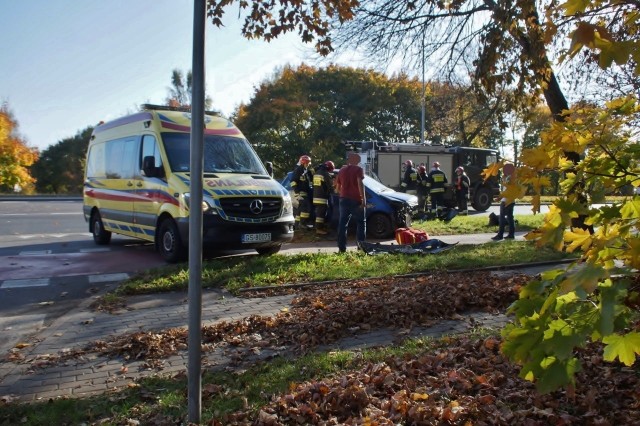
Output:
top-left (0, 107), bottom-right (38, 192)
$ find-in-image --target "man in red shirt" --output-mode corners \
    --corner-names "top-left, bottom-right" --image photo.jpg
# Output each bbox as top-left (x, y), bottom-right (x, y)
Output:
top-left (334, 152), bottom-right (366, 253)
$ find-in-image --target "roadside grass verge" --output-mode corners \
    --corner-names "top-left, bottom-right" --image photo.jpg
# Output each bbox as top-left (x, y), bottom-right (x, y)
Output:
top-left (411, 212), bottom-right (545, 236)
top-left (116, 240), bottom-right (575, 296)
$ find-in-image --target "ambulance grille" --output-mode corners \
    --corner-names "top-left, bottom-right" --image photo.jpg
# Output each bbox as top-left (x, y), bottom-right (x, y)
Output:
top-left (220, 197), bottom-right (282, 220)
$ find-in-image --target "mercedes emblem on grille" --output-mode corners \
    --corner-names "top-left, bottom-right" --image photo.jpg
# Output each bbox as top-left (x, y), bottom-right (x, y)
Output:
top-left (249, 199), bottom-right (263, 214)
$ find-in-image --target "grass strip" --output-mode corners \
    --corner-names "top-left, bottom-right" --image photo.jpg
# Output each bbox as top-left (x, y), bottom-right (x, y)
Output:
top-left (117, 240), bottom-right (574, 296)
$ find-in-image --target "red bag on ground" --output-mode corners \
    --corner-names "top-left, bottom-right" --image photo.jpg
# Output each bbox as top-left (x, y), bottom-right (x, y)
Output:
top-left (395, 227), bottom-right (429, 245)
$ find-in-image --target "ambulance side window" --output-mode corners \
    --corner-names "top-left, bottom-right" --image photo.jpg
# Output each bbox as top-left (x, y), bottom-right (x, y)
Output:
top-left (86, 143), bottom-right (106, 178)
top-left (141, 135), bottom-right (164, 177)
top-left (105, 137), bottom-right (136, 179)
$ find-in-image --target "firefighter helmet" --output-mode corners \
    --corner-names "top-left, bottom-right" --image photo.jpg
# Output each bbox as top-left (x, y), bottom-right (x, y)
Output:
top-left (324, 160), bottom-right (335, 172)
top-left (298, 155), bottom-right (311, 166)
top-left (433, 161), bottom-right (441, 168)
top-left (404, 160), bottom-right (413, 167)
top-left (418, 165), bottom-right (426, 173)
top-left (456, 166), bottom-right (464, 173)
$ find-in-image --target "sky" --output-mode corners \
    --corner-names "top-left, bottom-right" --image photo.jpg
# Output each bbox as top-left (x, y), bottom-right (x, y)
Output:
top-left (0, 1), bottom-right (371, 152)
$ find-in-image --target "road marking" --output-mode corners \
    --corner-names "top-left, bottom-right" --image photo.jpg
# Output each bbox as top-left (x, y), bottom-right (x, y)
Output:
top-left (0, 233), bottom-right (91, 241)
top-left (0, 212), bottom-right (80, 216)
top-left (88, 273), bottom-right (130, 283)
top-left (80, 248), bottom-right (111, 253)
top-left (19, 250), bottom-right (52, 256)
top-left (1, 278), bottom-right (50, 289)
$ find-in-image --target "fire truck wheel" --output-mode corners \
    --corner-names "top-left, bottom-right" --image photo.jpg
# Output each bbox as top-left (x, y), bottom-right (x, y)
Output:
top-left (471, 187), bottom-right (492, 212)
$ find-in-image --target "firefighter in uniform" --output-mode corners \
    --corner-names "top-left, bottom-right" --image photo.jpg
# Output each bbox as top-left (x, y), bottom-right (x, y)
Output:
top-left (291, 155), bottom-right (314, 229)
top-left (400, 160), bottom-right (418, 195)
top-left (454, 166), bottom-right (470, 214)
top-left (313, 160), bottom-right (335, 235)
top-left (428, 161), bottom-right (448, 214)
top-left (416, 165), bottom-right (429, 214)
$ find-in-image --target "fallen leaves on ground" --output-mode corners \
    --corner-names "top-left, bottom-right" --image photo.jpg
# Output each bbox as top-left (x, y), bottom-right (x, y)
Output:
top-left (52, 272), bottom-right (527, 365)
top-left (221, 335), bottom-right (640, 425)
top-left (6, 271), bottom-right (522, 368)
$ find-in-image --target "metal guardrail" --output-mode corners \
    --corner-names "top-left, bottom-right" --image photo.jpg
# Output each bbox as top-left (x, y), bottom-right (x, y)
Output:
top-left (0, 195), bottom-right (82, 201)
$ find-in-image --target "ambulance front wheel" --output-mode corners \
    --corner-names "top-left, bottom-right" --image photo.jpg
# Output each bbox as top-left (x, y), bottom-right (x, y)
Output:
top-left (158, 219), bottom-right (186, 263)
top-left (91, 210), bottom-right (112, 245)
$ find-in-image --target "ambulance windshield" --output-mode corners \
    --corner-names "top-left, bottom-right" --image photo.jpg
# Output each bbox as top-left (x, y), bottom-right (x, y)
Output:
top-left (162, 133), bottom-right (267, 175)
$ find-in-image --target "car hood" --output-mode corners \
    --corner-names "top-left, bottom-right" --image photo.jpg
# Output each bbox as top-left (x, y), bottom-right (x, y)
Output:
top-left (375, 190), bottom-right (418, 206)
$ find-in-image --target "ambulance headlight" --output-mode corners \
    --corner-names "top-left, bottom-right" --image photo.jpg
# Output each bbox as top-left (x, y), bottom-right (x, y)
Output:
top-left (184, 193), bottom-right (216, 213)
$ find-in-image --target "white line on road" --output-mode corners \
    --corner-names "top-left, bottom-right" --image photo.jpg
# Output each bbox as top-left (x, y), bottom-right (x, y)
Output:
top-left (1, 278), bottom-right (50, 289)
top-left (19, 250), bottom-right (53, 256)
top-left (0, 233), bottom-right (90, 242)
top-left (79, 248), bottom-right (111, 253)
top-left (88, 273), bottom-right (130, 284)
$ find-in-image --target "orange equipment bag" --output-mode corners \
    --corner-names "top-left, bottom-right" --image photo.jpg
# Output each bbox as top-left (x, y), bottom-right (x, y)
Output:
top-left (395, 227), bottom-right (430, 245)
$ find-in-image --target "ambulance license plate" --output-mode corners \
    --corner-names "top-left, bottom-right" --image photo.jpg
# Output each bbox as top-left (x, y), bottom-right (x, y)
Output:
top-left (242, 233), bottom-right (271, 243)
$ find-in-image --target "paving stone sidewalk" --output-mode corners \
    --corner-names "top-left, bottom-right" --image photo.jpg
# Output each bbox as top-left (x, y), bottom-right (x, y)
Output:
top-left (0, 286), bottom-right (296, 402)
top-left (0, 251), bottom-right (570, 404)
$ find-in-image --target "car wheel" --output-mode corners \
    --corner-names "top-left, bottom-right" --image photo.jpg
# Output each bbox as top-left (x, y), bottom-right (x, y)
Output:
top-left (256, 244), bottom-right (282, 256)
top-left (367, 213), bottom-right (393, 239)
top-left (471, 187), bottom-right (492, 212)
top-left (158, 219), bottom-right (186, 263)
top-left (91, 210), bottom-right (111, 245)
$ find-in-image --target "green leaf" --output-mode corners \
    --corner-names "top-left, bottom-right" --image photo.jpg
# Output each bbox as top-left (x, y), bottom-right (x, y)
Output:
top-left (560, 263), bottom-right (607, 294)
top-left (543, 320), bottom-right (585, 360)
top-left (602, 332), bottom-right (640, 366)
top-left (598, 282), bottom-right (619, 336)
top-left (501, 322), bottom-right (544, 363)
top-left (620, 199), bottom-right (640, 219)
top-left (536, 357), bottom-right (581, 394)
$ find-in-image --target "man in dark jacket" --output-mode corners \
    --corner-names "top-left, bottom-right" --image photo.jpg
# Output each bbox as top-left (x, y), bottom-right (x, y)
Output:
top-left (416, 165), bottom-right (429, 214)
top-left (454, 166), bottom-right (471, 214)
top-left (313, 161), bottom-right (335, 235)
top-left (400, 160), bottom-right (418, 195)
top-left (291, 155), bottom-right (313, 229)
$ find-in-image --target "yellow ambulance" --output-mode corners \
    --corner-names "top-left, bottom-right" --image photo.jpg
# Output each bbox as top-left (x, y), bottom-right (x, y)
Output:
top-left (83, 104), bottom-right (294, 262)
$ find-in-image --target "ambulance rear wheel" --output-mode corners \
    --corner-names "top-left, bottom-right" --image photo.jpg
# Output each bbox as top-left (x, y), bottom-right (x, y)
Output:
top-left (367, 213), bottom-right (392, 239)
top-left (91, 211), bottom-right (111, 245)
top-left (158, 219), bottom-right (186, 263)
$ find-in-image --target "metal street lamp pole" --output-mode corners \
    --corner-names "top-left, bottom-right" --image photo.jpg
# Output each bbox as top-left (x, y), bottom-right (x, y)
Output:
top-left (421, 33), bottom-right (425, 145)
top-left (188, 0), bottom-right (206, 422)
